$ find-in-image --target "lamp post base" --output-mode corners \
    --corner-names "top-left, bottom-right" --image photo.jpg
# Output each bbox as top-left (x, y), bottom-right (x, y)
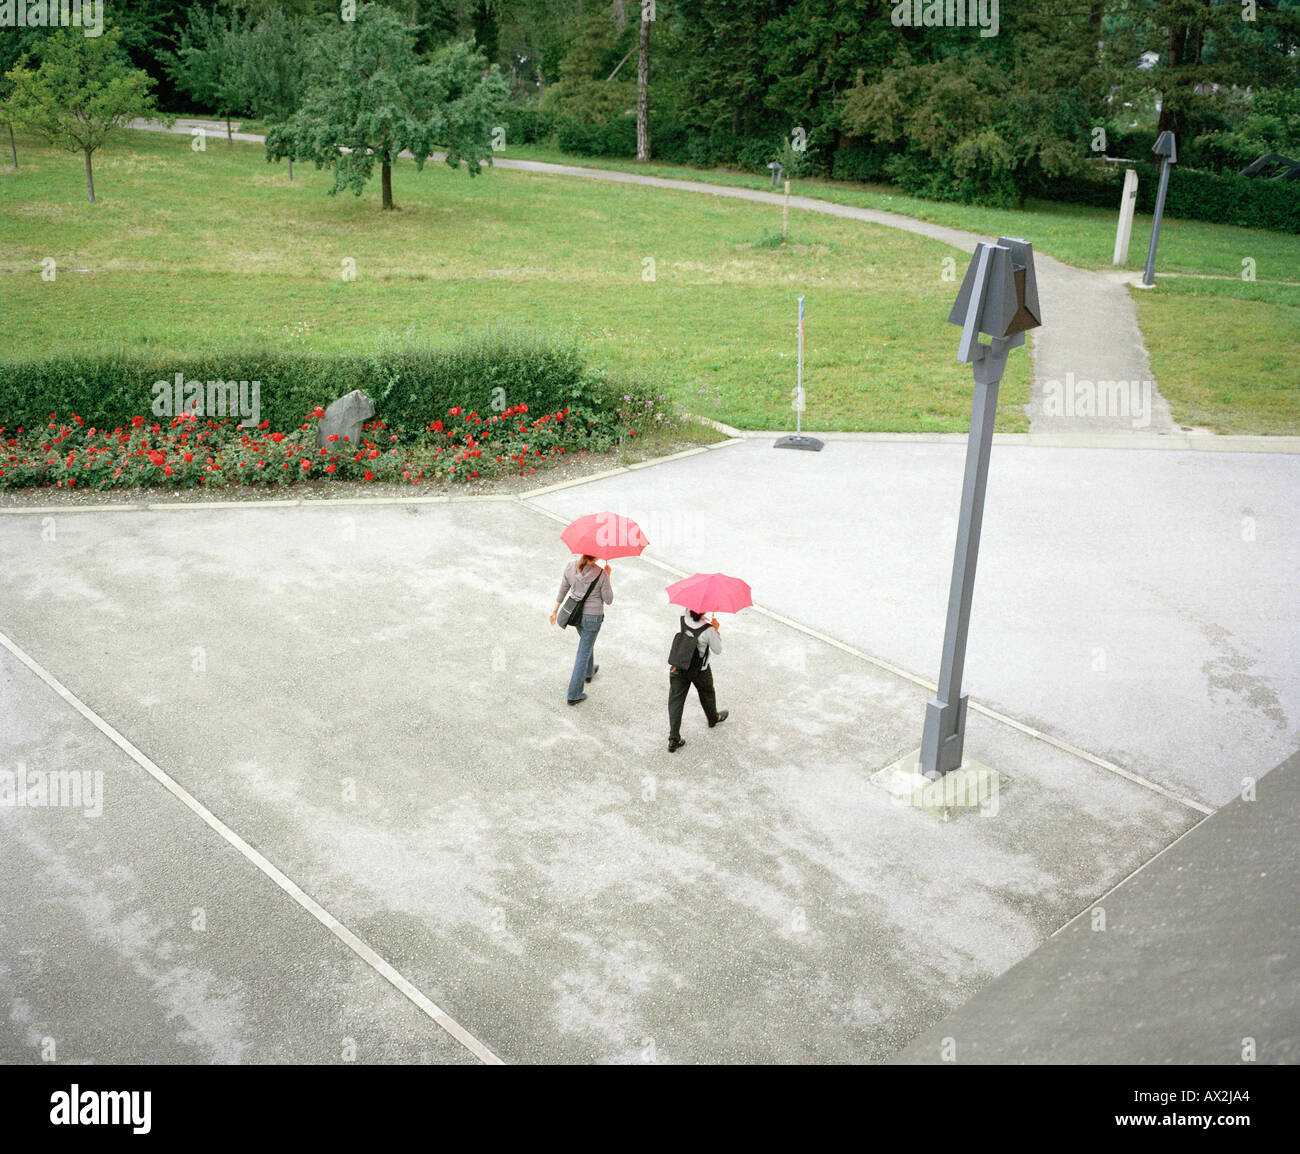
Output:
top-left (919, 694), bottom-right (969, 780)
top-left (773, 435), bottom-right (823, 452)
top-left (870, 747), bottom-right (1008, 822)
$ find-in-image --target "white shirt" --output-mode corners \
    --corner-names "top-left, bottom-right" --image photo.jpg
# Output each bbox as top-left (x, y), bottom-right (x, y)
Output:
top-left (684, 612), bottom-right (722, 668)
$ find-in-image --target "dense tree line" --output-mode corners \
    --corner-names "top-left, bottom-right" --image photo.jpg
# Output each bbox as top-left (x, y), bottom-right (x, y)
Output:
top-left (3, 0), bottom-right (1297, 209)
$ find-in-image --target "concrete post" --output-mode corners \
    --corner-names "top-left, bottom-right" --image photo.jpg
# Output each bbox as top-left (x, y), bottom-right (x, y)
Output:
top-left (1113, 168), bottom-right (1138, 265)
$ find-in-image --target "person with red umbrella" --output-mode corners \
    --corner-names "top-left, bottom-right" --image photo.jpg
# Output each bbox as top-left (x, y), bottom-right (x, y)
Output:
top-left (549, 512), bottom-right (649, 705)
top-left (664, 573), bottom-right (751, 752)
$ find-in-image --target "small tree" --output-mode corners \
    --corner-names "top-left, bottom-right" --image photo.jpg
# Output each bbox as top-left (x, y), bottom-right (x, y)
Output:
top-left (0, 22), bottom-right (39, 167)
top-left (240, 10), bottom-right (314, 179)
top-left (266, 3), bottom-right (509, 211)
top-left (168, 7), bottom-right (253, 147)
top-left (1, 74), bottom-right (17, 168)
top-left (5, 26), bottom-right (160, 203)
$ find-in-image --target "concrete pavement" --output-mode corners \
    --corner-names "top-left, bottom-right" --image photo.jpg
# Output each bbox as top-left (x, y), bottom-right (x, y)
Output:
top-left (1, 482), bottom-right (1218, 1063)
top-left (0, 644), bottom-right (480, 1065)
top-left (892, 750), bottom-right (1300, 1065)
top-left (529, 438), bottom-right (1299, 810)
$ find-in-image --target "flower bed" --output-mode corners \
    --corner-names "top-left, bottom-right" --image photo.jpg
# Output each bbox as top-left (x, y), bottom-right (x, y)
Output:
top-left (0, 402), bottom-right (620, 491)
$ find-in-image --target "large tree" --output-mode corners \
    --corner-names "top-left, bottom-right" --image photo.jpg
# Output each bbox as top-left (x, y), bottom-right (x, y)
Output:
top-left (839, 4), bottom-right (1102, 206)
top-left (1104, 0), bottom-right (1300, 144)
top-left (636, 1), bottom-right (650, 161)
top-left (5, 24), bottom-right (161, 203)
top-left (265, 3), bottom-right (508, 211)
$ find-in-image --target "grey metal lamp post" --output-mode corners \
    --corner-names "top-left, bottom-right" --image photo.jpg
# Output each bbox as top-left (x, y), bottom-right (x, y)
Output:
top-left (1141, 131), bottom-right (1177, 287)
top-left (918, 237), bottom-right (1042, 781)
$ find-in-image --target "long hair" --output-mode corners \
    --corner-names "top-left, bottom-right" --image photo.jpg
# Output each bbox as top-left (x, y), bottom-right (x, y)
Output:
top-left (576, 554), bottom-right (597, 571)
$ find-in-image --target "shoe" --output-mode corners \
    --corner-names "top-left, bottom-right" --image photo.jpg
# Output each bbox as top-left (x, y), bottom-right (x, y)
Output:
top-left (668, 737), bottom-right (686, 753)
top-left (709, 710), bottom-right (729, 728)
top-left (568, 694), bottom-right (588, 705)
top-left (585, 665), bottom-right (600, 683)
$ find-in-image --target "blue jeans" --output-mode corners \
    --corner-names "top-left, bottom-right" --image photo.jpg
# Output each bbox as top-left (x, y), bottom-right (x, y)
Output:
top-left (567, 614), bottom-right (603, 701)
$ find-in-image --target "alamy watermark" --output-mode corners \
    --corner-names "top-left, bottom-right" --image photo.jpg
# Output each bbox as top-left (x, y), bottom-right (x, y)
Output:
top-left (151, 373), bottom-right (261, 428)
top-left (905, 766), bottom-right (1000, 816)
top-left (50, 1085), bottom-right (150, 1134)
top-left (1, 764), bottom-right (103, 818)
top-left (1041, 373), bottom-right (1152, 428)
top-left (890, 0), bottom-right (999, 38)
top-left (0, 0), bottom-right (103, 37)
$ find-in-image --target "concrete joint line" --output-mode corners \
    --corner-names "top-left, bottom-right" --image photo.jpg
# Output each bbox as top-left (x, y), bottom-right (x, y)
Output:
top-left (0, 627), bottom-right (504, 1066)
top-left (1048, 811), bottom-right (1212, 939)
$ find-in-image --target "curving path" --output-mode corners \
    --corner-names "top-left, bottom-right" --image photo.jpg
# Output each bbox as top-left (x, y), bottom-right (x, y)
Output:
top-left (131, 117), bottom-right (1176, 434)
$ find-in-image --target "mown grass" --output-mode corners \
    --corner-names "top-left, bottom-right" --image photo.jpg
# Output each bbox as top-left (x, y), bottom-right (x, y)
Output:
top-left (3, 125), bottom-right (1295, 434)
top-left (1133, 277), bottom-right (1300, 434)
top-left (500, 143), bottom-right (1300, 281)
top-left (498, 143), bottom-right (1300, 434)
top-left (0, 127), bottom-right (1032, 432)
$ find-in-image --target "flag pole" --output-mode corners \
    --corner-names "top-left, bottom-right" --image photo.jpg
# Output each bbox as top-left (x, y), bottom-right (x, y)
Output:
top-left (796, 295), bottom-right (804, 436)
top-left (774, 294), bottom-right (823, 452)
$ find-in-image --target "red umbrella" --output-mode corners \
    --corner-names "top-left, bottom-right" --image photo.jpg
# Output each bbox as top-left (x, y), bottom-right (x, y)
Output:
top-left (666, 572), bottom-right (753, 615)
top-left (561, 511), bottom-right (649, 560)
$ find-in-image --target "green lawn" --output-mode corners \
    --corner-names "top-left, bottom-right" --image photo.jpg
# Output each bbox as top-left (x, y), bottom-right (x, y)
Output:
top-left (0, 128), bottom-right (1034, 433)
top-left (1134, 277), bottom-right (1300, 434)
top-left (1, 126), bottom-right (1294, 434)
top-left (499, 142), bottom-right (1300, 435)
top-left (500, 142), bottom-right (1300, 281)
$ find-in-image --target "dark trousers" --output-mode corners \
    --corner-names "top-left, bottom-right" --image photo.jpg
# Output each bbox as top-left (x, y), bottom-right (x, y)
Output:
top-left (669, 660), bottom-right (718, 741)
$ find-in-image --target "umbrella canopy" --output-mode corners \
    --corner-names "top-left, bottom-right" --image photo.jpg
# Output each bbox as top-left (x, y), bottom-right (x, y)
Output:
top-left (561, 511), bottom-right (649, 560)
top-left (666, 572), bottom-right (753, 615)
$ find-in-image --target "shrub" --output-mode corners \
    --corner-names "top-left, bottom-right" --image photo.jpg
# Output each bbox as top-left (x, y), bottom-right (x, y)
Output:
top-left (499, 102), bottom-right (556, 147)
top-left (883, 150), bottom-right (1021, 208)
top-left (1161, 166), bottom-right (1300, 233)
top-left (0, 331), bottom-right (624, 436)
top-left (1026, 161), bottom-right (1300, 233)
top-left (553, 113), bottom-right (636, 157)
top-left (830, 142), bottom-right (889, 182)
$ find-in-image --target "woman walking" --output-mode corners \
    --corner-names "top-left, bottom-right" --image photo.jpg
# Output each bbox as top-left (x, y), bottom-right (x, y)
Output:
top-left (549, 554), bottom-right (614, 705)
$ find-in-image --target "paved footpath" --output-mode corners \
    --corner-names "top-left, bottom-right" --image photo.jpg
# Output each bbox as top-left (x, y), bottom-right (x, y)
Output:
top-left (131, 118), bottom-right (1176, 435)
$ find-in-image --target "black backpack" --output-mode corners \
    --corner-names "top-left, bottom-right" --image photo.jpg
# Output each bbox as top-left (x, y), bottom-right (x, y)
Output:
top-left (668, 617), bottom-right (707, 670)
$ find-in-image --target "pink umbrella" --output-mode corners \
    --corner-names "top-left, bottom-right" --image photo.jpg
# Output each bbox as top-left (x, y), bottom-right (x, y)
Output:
top-left (561, 511), bottom-right (649, 560)
top-left (665, 572), bottom-right (753, 615)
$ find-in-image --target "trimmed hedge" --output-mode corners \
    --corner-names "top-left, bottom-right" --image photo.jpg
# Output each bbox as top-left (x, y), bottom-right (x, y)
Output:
top-left (0, 333), bottom-right (624, 435)
top-left (554, 113), bottom-right (637, 157)
top-left (1028, 161), bottom-right (1300, 233)
top-left (830, 142), bottom-right (890, 183)
top-left (1161, 166), bottom-right (1300, 233)
top-left (499, 102), bottom-right (556, 147)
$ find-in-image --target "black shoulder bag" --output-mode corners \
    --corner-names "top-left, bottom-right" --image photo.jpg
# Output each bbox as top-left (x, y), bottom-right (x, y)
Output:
top-left (557, 568), bottom-right (603, 629)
